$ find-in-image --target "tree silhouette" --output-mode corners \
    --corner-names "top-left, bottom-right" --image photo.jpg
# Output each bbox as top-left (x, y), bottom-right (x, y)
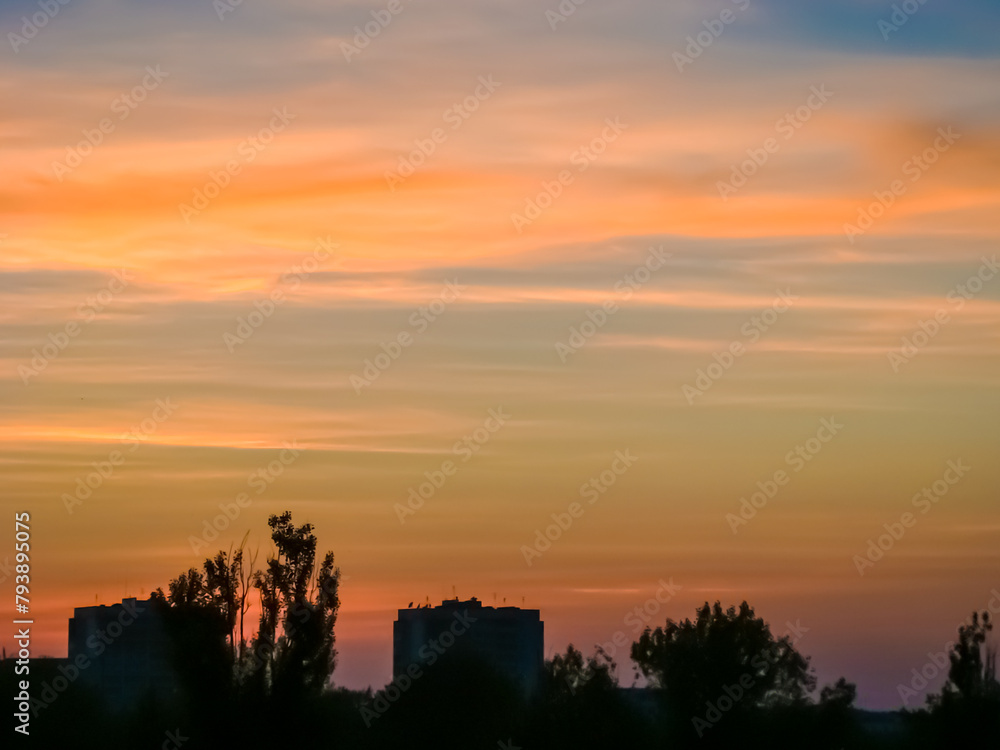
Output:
top-left (203, 549), bottom-right (239, 657)
top-left (928, 609), bottom-right (999, 708)
top-left (159, 539), bottom-right (254, 659)
top-left (819, 676), bottom-right (857, 710)
top-left (156, 511), bottom-right (341, 707)
top-left (250, 511), bottom-right (341, 699)
top-left (165, 566), bottom-right (208, 606)
top-left (526, 645), bottom-right (652, 749)
top-left (630, 601), bottom-right (815, 743)
top-left (152, 567), bottom-right (234, 747)
top-left (924, 610), bottom-right (1000, 744)
top-left (547, 643), bottom-right (618, 697)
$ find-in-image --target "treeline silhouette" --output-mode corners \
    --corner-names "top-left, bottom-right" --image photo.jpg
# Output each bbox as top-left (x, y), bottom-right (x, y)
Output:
top-left (3, 512), bottom-right (997, 749)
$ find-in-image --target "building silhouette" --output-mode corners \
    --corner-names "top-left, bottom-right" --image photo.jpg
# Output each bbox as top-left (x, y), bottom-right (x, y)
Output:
top-left (67, 597), bottom-right (176, 710)
top-left (393, 596), bottom-right (543, 694)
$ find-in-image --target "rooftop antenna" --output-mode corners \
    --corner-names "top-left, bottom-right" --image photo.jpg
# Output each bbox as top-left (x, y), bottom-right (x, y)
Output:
top-left (452, 584), bottom-right (456, 599)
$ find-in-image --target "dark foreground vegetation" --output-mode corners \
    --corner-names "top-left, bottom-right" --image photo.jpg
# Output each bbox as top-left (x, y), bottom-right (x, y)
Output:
top-left (5, 513), bottom-right (997, 749)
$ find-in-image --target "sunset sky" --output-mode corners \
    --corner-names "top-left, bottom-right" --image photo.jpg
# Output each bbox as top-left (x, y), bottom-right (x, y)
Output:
top-left (2, 0), bottom-right (999, 711)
